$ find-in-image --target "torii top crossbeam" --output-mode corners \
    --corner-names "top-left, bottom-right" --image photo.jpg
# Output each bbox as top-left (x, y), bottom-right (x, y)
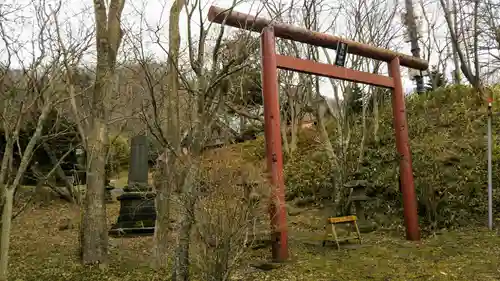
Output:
top-left (208, 6), bottom-right (429, 71)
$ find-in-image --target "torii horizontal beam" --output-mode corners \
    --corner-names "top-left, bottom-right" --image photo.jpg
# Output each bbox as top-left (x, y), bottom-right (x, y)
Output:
top-left (208, 6), bottom-right (429, 70)
top-left (276, 55), bottom-right (395, 88)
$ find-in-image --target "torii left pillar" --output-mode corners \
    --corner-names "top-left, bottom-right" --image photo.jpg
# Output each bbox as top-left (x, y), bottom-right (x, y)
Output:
top-left (261, 27), bottom-right (289, 262)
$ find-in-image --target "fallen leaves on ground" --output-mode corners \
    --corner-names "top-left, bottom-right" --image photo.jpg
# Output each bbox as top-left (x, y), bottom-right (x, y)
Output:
top-left (9, 201), bottom-right (500, 281)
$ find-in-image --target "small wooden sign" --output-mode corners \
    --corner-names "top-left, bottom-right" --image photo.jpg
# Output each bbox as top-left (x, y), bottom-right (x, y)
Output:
top-left (335, 41), bottom-right (348, 67)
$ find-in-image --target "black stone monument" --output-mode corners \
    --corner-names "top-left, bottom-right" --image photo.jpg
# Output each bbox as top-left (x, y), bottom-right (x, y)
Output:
top-left (109, 135), bottom-right (156, 237)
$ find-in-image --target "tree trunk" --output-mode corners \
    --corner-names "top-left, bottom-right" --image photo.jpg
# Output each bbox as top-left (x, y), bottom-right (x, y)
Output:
top-left (152, 149), bottom-right (171, 269)
top-left (172, 163), bottom-right (197, 281)
top-left (42, 142), bottom-right (77, 203)
top-left (280, 119), bottom-right (290, 156)
top-left (373, 89), bottom-right (380, 143)
top-left (81, 123), bottom-right (108, 265)
top-left (172, 197), bottom-right (195, 281)
top-left (289, 118), bottom-right (298, 153)
top-left (439, 0), bottom-right (479, 88)
top-left (153, 0), bottom-right (184, 269)
top-left (239, 115), bottom-right (246, 134)
top-left (315, 102), bottom-right (335, 161)
top-left (0, 95), bottom-right (53, 278)
top-left (357, 91), bottom-right (368, 170)
top-left (0, 187), bottom-right (14, 281)
top-left (447, 0), bottom-right (461, 85)
top-left (81, 0), bottom-right (125, 265)
top-left (288, 93), bottom-right (298, 154)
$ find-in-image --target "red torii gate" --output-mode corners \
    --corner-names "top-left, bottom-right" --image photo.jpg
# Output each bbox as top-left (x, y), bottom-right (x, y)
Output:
top-left (208, 6), bottom-right (428, 262)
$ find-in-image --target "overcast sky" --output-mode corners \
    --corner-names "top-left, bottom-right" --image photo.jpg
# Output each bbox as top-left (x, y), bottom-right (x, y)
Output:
top-left (2, 0), bottom-right (433, 96)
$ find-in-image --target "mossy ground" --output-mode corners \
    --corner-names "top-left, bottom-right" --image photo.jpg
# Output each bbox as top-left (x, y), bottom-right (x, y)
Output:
top-left (9, 199), bottom-right (500, 281)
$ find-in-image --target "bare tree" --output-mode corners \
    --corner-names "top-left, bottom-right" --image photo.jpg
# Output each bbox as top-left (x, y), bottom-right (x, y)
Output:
top-left (439, 0), bottom-right (482, 91)
top-left (77, 0), bottom-right (125, 266)
top-left (355, 0), bottom-right (400, 155)
top-left (447, 0), bottom-right (462, 84)
top-left (478, 0), bottom-right (500, 80)
top-left (172, 1), bottom-right (259, 278)
top-left (404, 0), bottom-right (425, 93)
top-left (0, 2), bottom-right (74, 278)
top-left (319, 0), bottom-right (401, 206)
top-left (152, 0), bottom-right (185, 270)
top-left (132, 1), bottom-right (262, 279)
top-left (418, 0), bottom-right (451, 89)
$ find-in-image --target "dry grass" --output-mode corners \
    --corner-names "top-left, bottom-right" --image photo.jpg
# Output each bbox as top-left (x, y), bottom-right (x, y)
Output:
top-left (7, 197), bottom-right (500, 281)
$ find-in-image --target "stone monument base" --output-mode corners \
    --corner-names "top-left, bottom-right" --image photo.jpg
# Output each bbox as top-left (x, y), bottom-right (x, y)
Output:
top-left (109, 191), bottom-right (156, 237)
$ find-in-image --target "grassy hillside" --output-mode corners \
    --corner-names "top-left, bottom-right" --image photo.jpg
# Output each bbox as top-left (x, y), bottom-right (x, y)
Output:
top-left (209, 85), bottom-right (500, 230)
top-left (363, 86), bottom-right (500, 228)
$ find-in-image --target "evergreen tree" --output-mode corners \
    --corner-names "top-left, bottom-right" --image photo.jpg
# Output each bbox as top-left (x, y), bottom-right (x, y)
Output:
top-left (345, 85), bottom-right (364, 115)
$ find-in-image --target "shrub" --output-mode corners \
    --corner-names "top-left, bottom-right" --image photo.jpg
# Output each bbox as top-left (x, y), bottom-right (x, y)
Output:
top-left (240, 135), bottom-right (266, 162)
top-left (193, 158), bottom-right (268, 281)
top-left (107, 135), bottom-right (130, 175)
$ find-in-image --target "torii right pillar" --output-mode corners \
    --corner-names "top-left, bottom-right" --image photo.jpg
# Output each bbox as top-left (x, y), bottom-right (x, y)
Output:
top-left (389, 57), bottom-right (420, 241)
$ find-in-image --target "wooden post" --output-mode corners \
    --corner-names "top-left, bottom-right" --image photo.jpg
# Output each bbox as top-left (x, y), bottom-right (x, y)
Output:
top-left (388, 57), bottom-right (420, 241)
top-left (261, 26), bottom-right (289, 261)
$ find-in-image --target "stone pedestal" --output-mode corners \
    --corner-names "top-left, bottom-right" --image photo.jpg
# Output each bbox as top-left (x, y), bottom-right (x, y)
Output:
top-left (109, 190), bottom-right (156, 237)
top-left (109, 135), bottom-right (156, 237)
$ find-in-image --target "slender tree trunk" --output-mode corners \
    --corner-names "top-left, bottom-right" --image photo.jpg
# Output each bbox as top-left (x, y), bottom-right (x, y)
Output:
top-left (289, 122), bottom-right (298, 153)
top-left (404, 0), bottom-right (425, 93)
top-left (315, 102), bottom-right (335, 161)
top-left (152, 149), bottom-right (171, 269)
top-left (472, 0), bottom-right (480, 90)
top-left (239, 115), bottom-right (246, 134)
top-left (280, 119), bottom-right (290, 155)
top-left (42, 142), bottom-right (76, 203)
top-left (172, 163), bottom-right (197, 281)
top-left (153, 0), bottom-right (184, 269)
top-left (439, 0), bottom-right (479, 88)
top-left (373, 89), bottom-right (380, 143)
top-left (81, 123), bottom-right (108, 265)
top-left (81, 58), bottom-right (110, 266)
top-left (172, 195), bottom-right (195, 281)
top-left (0, 136), bottom-right (14, 233)
top-left (0, 98), bottom-right (53, 278)
top-left (288, 94), bottom-right (298, 153)
top-left (357, 91), bottom-right (368, 170)
top-left (0, 187), bottom-right (14, 281)
top-left (449, 0), bottom-right (461, 84)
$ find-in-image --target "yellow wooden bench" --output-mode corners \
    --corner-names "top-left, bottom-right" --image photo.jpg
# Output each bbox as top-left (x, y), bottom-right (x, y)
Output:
top-left (322, 215), bottom-right (361, 250)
